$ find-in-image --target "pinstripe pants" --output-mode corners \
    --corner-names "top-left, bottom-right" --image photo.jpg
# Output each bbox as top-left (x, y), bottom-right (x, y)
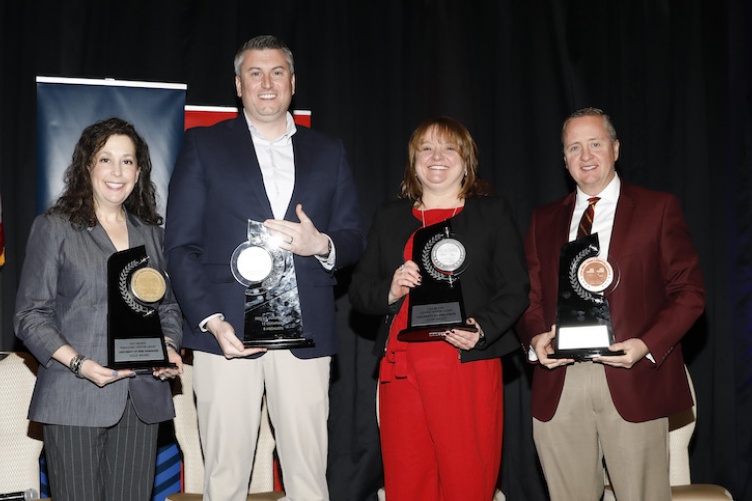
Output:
top-left (43, 397), bottom-right (159, 501)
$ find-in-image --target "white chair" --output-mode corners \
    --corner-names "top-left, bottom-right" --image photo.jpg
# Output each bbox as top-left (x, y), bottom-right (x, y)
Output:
top-left (0, 352), bottom-right (44, 497)
top-left (165, 363), bottom-right (284, 501)
top-left (604, 366), bottom-right (733, 500)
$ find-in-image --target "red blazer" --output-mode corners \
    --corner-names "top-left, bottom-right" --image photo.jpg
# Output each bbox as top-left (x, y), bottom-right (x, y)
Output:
top-left (516, 182), bottom-right (705, 422)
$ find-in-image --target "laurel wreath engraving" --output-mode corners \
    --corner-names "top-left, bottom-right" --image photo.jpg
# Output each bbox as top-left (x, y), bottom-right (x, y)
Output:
top-left (421, 233), bottom-right (455, 283)
top-left (568, 248), bottom-right (603, 304)
top-left (119, 258), bottom-right (155, 316)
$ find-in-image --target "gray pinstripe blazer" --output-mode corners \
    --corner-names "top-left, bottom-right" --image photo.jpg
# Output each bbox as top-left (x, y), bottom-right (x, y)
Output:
top-left (14, 212), bottom-right (182, 426)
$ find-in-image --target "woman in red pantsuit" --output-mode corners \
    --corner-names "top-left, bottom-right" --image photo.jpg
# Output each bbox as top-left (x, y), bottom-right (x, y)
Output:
top-left (350, 117), bottom-right (530, 500)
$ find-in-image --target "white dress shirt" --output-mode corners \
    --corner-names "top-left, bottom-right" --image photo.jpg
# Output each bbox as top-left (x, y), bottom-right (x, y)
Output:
top-left (569, 173), bottom-right (620, 256)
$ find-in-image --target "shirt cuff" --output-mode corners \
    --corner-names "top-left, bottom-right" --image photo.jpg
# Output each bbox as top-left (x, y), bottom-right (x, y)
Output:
top-left (199, 313), bottom-right (224, 332)
top-left (314, 234), bottom-right (336, 271)
top-left (528, 345), bottom-right (539, 362)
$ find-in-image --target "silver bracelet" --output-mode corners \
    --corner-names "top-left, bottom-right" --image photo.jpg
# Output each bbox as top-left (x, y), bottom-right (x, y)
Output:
top-left (69, 354), bottom-right (87, 379)
top-left (164, 339), bottom-right (179, 352)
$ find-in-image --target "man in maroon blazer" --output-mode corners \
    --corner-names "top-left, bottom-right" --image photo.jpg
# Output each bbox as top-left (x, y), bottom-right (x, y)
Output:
top-left (516, 108), bottom-right (705, 500)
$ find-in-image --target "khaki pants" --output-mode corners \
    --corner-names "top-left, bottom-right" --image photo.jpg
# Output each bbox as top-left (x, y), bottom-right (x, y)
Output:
top-left (533, 362), bottom-right (670, 501)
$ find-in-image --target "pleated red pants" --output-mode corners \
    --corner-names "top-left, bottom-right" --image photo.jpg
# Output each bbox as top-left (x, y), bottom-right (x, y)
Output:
top-left (379, 340), bottom-right (503, 501)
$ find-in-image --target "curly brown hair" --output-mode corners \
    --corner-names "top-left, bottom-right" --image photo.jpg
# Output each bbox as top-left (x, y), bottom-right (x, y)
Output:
top-left (399, 116), bottom-right (483, 202)
top-left (48, 117), bottom-right (162, 229)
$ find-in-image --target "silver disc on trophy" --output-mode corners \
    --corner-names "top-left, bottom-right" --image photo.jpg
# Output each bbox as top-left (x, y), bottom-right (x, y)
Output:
top-left (431, 237), bottom-right (466, 273)
top-left (421, 227), bottom-right (470, 284)
top-left (231, 242), bottom-right (275, 286)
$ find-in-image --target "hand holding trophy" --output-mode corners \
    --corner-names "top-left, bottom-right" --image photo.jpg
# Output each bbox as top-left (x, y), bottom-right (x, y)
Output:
top-left (231, 219), bottom-right (314, 349)
top-left (107, 245), bottom-right (177, 372)
top-left (550, 233), bottom-right (624, 360)
top-left (397, 220), bottom-right (477, 342)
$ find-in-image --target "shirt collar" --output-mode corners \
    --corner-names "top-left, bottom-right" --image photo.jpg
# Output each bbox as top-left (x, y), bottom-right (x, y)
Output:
top-left (243, 110), bottom-right (297, 142)
top-left (576, 172), bottom-right (621, 204)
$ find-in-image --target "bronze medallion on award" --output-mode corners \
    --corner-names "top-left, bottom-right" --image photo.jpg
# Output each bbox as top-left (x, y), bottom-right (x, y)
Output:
top-left (107, 245), bottom-right (176, 370)
top-left (231, 220), bottom-right (313, 349)
top-left (551, 233), bottom-right (624, 360)
top-left (398, 220), bottom-right (477, 342)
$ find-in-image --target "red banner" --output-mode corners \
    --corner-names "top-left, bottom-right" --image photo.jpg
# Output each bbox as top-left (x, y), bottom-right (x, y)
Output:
top-left (184, 105), bottom-right (311, 129)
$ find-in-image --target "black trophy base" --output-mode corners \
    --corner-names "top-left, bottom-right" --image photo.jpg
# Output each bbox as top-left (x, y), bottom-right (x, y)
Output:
top-left (397, 324), bottom-right (477, 342)
top-left (108, 360), bottom-right (178, 373)
top-left (243, 337), bottom-right (315, 350)
top-left (549, 347), bottom-right (625, 361)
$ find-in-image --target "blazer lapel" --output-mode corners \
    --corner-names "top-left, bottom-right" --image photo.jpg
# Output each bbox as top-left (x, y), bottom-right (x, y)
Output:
top-left (228, 115), bottom-right (275, 220)
top-left (556, 193), bottom-right (577, 250)
top-left (609, 183), bottom-right (635, 261)
top-left (87, 223), bottom-right (116, 254)
top-left (125, 212), bottom-right (147, 250)
top-left (87, 212), bottom-right (147, 255)
top-left (285, 131), bottom-right (310, 221)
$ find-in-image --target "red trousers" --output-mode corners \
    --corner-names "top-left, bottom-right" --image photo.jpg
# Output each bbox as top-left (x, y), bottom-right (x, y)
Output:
top-left (379, 340), bottom-right (503, 501)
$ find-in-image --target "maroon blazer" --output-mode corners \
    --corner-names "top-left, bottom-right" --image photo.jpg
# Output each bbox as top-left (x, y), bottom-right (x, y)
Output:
top-left (516, 182), bottom-right (705, 423)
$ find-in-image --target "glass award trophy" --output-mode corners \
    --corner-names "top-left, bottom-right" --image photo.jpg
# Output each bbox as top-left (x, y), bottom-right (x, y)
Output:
top-left (397, 220), bottom-right (477, 342)
top-left (230, 220), bottom-right (313, 349)
top-left (551, 233), bottom-right (624, 360)
top-left (107, 245), bottom-right (176, 370)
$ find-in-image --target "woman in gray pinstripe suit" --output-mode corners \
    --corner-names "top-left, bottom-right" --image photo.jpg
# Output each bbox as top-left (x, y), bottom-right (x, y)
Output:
top-left (14, 118), bottom-right (183, 501)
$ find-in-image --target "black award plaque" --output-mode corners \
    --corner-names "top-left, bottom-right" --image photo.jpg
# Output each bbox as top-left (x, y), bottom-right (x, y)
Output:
top-left (551, 233), bottom-right (624, 360)
top-left (231, 220), bottom-right (313, 349)
top-left (107, 245), bottom-right (176, 370)
top-left (397, 220), bottom-right (477, 342)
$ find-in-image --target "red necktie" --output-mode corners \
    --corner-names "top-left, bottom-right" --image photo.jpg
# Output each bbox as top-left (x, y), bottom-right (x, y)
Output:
top-left (576, 197), bottom-right (600, 239)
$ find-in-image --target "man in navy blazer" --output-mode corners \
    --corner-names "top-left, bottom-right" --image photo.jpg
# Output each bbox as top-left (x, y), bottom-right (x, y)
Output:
top-left (165, 35), bottom-right (365, 501)
top-left (516, 108), bottom-right (705, 500)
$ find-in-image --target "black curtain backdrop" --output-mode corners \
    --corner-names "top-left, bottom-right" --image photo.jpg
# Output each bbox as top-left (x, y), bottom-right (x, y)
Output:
top-left (1, 1), bottom-right (749, 500)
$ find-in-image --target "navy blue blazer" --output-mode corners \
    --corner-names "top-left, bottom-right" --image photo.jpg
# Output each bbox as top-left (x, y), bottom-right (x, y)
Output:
top-left (164, 115), bottom-right (365, 359)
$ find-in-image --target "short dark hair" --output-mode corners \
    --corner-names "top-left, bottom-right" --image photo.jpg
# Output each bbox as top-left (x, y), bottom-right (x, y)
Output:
top-left (234, 35), bottom-right (295, 76)
top-left (562, 107), bottom-right (618, 144)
